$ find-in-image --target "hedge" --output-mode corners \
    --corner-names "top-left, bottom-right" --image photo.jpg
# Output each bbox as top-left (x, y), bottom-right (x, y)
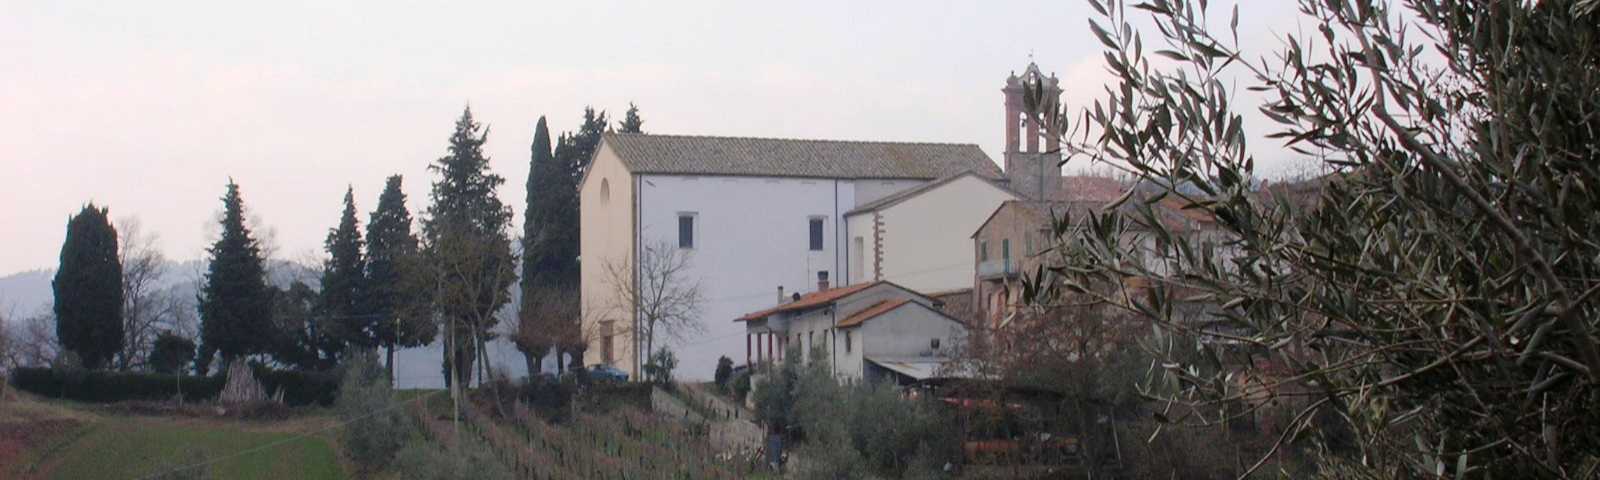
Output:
top-left (252, 367), bottom-right (339, 406)
top-left (10, 366), bottom-right (340, 406)
top-left (10, 367), bottom-right (224, 403)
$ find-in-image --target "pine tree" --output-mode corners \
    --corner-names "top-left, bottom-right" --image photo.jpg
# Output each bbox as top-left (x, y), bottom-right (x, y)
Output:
top-left (53, 203), bottom-right (124, 369)
top-left (197, 180), bottom-right (273, 373)
top-left (366, 175), bottom-right (432, 378)
top-left (618, 102), bottom-right (645, 134)
top-left (422, 106), bottom-right (515, 387)
top-left (318, 187), bottom-right (372, 354)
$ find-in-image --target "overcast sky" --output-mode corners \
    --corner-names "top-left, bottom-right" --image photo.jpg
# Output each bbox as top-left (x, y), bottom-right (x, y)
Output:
top-left (0, 0), bottom-right (1304, 276)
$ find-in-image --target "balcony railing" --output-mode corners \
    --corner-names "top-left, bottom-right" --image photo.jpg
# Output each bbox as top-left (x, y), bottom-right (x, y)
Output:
top-left (977, 258), bottom-right (1017, 279)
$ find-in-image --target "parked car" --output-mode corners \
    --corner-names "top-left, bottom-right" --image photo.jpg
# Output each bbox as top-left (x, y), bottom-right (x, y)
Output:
top-left (586, 363), bottom-right (629, 382)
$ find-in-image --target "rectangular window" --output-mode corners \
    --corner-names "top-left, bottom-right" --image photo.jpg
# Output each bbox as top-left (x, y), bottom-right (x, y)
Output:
top-left (1002, 239), bottom-right (1011, 260)
top-left (600, 321), bottom-right (616, 365)
top-left (980, 242), bottom-right (989, 261)
top-left (1025, 232), bottom-right (1034, 255)
top-left (846, 331), bottom-right (853, 353)
top-left (678, 213), bottom-right (695, 249)
top-left (809, 217), bottom-right (825, 251)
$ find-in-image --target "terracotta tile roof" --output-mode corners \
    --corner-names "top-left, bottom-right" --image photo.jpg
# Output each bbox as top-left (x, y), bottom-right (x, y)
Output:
top-left (835, 298), bottom-right (913, 328)
top-left (735, 282), bottom-right (882, 322)
top-left (605, 133), bottom-right (1003, 180)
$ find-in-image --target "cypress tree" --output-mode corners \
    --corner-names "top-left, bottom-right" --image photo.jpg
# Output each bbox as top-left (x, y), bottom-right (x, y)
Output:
top-left (318, 186), bottom-right (372, 353)
top-left (53, 203), bottom-right (124, 369)
top-left (366, 175), bottom-right (432, 378)
top-left (516, 116), bottom-right (562, 374)
top-left (545, 107), bottom-right (611, 370)
top-left (422, 106), bottom-right (515, 387)
top-left (197, 180), bottom-right (273, 373)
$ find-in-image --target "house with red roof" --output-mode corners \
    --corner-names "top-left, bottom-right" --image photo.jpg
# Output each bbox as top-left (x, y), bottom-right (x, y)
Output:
top-left (735, 278), bottom-right (968, 385)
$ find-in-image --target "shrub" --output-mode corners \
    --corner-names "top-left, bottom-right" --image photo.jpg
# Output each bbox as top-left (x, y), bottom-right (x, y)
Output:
top-left (642, 347), bottom-right (677, 385)
top-left (751, 346), bottom-right (802, 435)
top-left (11, 366), bottom-right (223, 403)
top-left (731, 370), bottom-right (752, 403)
top-left (337, 353), bottom-right (406, 472)
top-left (713, 355), bottom-right (733, 391)
top-left (393, 441), bottom-right (507, 480)
top-left (251, 365), bottom-right (339, 406)
top-left (147, 333), bottom-right (196, 374)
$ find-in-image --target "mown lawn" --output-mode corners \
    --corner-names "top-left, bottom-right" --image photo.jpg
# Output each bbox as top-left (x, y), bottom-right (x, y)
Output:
top-left (42, 416), bottom-right (344, 480)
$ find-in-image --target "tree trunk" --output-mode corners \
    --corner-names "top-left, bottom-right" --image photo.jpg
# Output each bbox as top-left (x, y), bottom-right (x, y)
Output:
top-left (385, 344), bottom-right (395, 385)
top-left (524, 350), bottom-right (541, 378)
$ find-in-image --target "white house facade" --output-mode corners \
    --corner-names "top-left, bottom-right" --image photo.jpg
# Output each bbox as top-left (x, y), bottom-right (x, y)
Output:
top-left (842, 172), bottom-right (1021, 293)
top-left (736, 280), bottom-right (967, 384)
top-left (579, 134), bottom-right (1000, 380)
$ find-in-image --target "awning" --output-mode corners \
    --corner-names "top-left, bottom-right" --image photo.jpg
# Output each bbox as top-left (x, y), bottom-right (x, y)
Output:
top-left (865, 356), bottom-right (950, 380)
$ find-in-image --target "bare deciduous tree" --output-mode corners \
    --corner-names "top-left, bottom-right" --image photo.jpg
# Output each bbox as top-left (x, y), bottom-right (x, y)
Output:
top-left (117, 216), bottom-right (168, 370)
top-left (602, 238), bottom-right (706, 379)
top-left (427, 227), bottom-right (515, 388)
top-left (9, 308), bottom-right (59, 367)
top-left (507, 285), bottom-right (573, 375)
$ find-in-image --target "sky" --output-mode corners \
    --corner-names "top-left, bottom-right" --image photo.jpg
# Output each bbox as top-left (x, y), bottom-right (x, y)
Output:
top-left (0, 0), bottom-right (1306, 276)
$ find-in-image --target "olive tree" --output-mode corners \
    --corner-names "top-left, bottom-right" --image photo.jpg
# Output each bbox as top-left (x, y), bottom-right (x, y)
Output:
top-left (1028, 0), bottom-right (1600, 477)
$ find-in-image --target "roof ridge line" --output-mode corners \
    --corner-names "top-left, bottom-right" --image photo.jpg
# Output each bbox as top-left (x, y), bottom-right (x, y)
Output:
top-left (604, 132), bottom-right (981, 148)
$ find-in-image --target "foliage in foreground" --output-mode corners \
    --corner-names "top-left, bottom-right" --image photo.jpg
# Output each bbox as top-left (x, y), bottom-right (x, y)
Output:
top-left (336, 352), bottom-right (407, 473)
top-left (393, 441), bottom-right (507, 480)
top-left (1031, 0), bottom-right (1600, 477)
top-left (758, 347), bottom-right (957, 480)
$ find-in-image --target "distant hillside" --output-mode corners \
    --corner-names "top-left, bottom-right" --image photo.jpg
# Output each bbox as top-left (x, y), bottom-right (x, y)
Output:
top-left (0, 259), bottom-right (313, 320)
top-left (0, 268), bottom-right (54, 316)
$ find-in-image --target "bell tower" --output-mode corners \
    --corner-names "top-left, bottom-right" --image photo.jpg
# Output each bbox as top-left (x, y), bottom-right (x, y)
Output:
top-left (1003, 62), bottom-right (1063, 200)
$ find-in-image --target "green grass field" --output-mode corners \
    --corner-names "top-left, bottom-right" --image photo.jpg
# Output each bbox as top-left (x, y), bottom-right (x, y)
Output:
top-left (38, 416), bottom-right (345, 480)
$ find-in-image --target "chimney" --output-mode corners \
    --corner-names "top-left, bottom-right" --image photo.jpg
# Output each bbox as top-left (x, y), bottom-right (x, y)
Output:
top-left (777, 286), bottom-right (785, 304)
top-left (817, 271), bottom-right (830, 292)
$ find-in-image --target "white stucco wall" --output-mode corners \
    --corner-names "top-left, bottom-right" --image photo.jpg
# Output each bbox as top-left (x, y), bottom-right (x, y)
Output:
top-left (858, 303), bottom-right (966, 359)
top-left (580, 143), bottom-right (638, 374)
top-left (863, 175), bottom-right (1020, 293)
top-left (635, 174), bottom-right (867, 380)
top-left (854, 179), bottom-right (925, 206)
top-left (773, 283), bottom-right (938, 381)
top-left (844, 213), bottom-right (877, 285)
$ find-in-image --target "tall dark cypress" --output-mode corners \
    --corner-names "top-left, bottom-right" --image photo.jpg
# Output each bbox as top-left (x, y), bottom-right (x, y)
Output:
top-left (515, 116), bottom-right (561, 374)
top-left (422, 106), bottom-right (515, 387)
top-left (318, 187), bottom-right (371, 353)
top-left (546, 107), bottom-right (609, 370)
top-left (197, 180), bottom-right (273, 373)
top-left (366, 175), bottom-right (432, 378)
top-left (53, 203), bottom-right (124, 369)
